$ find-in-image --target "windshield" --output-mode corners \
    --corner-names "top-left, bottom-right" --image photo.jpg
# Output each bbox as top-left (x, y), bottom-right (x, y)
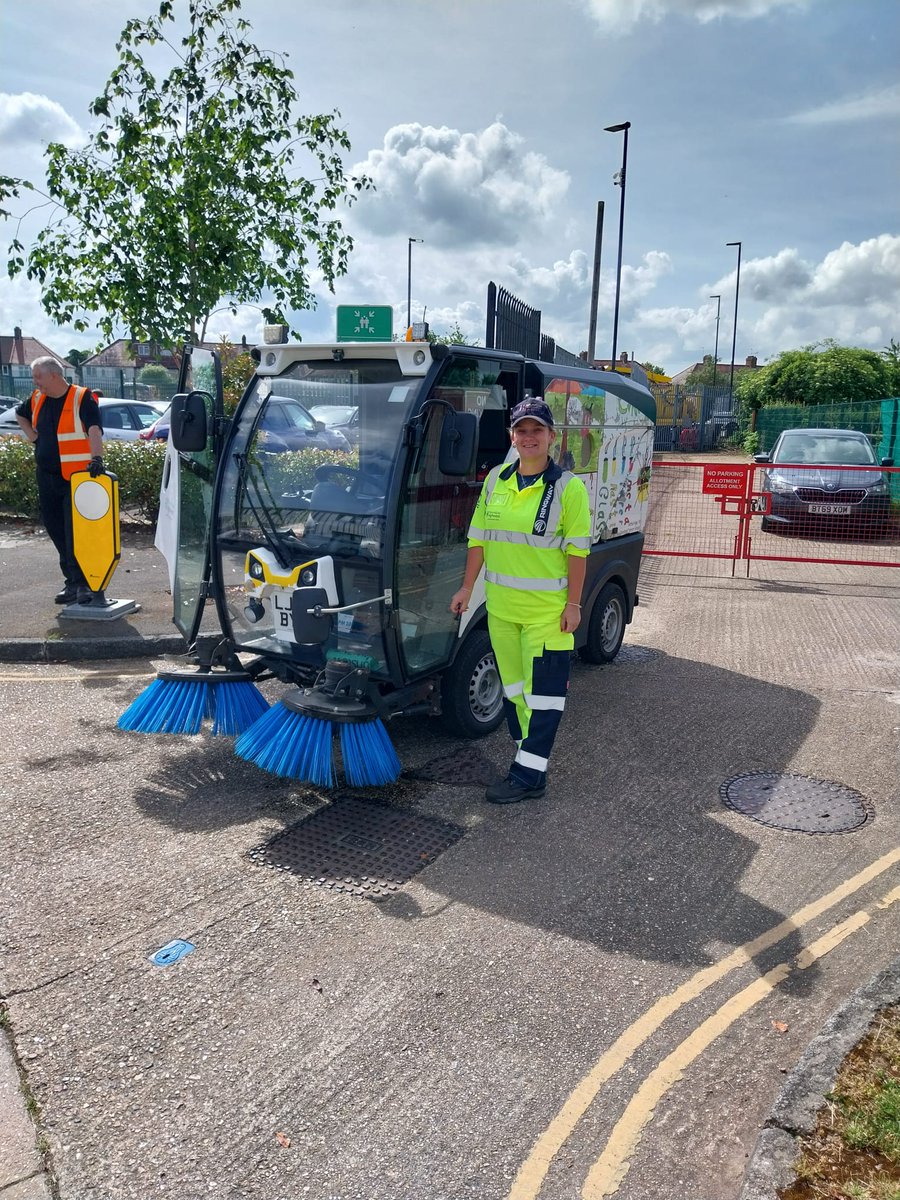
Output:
top-left (217, 358), bottom-right (422, 560)
top-left (774, 433), bottom-right (877, 466)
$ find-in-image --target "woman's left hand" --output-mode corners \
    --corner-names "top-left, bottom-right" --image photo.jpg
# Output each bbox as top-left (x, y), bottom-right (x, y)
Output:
top-left (560, 601), bottom-right (582, 633)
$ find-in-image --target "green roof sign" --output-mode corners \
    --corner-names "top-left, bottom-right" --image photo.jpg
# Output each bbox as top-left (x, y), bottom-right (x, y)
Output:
top-left (336, 305), bottom-right (393, 342)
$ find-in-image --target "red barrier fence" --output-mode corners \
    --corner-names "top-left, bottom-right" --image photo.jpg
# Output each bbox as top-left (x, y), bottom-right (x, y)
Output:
top-left (644, 461), bottom-right (900, 573)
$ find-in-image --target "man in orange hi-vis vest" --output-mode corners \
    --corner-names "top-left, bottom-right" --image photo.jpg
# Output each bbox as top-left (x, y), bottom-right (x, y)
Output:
top-left (15, 356), bottom-right (105, 605)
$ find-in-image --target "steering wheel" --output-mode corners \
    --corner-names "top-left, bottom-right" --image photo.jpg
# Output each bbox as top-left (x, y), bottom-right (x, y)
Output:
top-left (314, 463), bottom-right (360, 484)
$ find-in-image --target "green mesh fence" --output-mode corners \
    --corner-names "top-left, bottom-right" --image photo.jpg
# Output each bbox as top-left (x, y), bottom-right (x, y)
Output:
top-left (879, 398), bottom-right (900, 501)
top-left (755, 401), bottom-right (887, 452)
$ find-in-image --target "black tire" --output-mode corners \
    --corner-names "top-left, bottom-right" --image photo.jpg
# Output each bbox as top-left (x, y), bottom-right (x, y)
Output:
top-left (760, 516), bottom-right (773, 532)
top-left (578, 581), bottom-right (627, 665)
top-left (439, 628), bottom-right (505, 739)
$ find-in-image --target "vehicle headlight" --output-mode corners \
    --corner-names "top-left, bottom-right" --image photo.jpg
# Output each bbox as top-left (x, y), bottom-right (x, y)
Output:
top-left (248, 555), bottom-right (265, 580)
top-left (867, 479), bottom-right (890, 496)
top-left (299, 566), bottom-right (317, 586)
top-left (768, 475), bottom-right (795, 493)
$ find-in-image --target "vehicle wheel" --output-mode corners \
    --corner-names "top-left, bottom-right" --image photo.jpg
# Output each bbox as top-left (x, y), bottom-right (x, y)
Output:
top-left (760, 516), bottom-right (773, 532)
top-left (578, 581), bottom-right (627, 665)
top-left (440, 628), bottom-right (505, 739)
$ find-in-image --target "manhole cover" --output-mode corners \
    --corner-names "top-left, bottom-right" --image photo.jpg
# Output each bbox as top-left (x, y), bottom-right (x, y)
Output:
top-left (251, 796), bottom-right (464, 896)
top-left (720, 772), bottom-right (872, 834)
top-left (405, 748), bottom-right (499, 786)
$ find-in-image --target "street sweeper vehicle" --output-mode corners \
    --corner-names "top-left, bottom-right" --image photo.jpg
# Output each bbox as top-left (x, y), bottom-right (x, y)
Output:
top-left (119, 337), bottom-right (655, 787)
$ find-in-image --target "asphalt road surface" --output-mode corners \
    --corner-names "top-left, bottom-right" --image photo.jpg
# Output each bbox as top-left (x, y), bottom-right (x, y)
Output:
top-left (1, 556), bottom-right (898, 1200)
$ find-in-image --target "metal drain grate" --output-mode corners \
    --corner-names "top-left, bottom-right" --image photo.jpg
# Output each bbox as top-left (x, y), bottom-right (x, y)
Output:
top-left (720, 772), bottom-right (873, 834)
top-left (405, 748), bottom-right (499, 787)
top-left (251, 796), bottom-right (465, 896)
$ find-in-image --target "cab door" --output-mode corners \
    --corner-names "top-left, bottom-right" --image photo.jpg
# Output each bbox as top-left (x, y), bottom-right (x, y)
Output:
top-left (170, 346), bottom-right (223, 644)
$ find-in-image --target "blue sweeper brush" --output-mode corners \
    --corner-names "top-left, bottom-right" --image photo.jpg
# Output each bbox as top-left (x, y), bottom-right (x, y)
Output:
top-left (118, 667), bottom-right (269, 736)
top-left (234, 653), bottom-right (401, 788)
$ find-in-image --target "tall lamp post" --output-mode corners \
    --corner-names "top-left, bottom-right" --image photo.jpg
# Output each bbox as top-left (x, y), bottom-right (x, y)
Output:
top-left (604, 121), bottom-right (630, 371)
top-left (726, 241), bottom-right (742, 398)
top-left (407, 237), bottom-right (423, 331)
top-left (709, 293), bottom-right (721, 384)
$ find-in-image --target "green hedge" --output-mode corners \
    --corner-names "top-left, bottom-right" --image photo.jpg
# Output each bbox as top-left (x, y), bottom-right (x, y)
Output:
top-left (0, 435), bottom-right (167, 524)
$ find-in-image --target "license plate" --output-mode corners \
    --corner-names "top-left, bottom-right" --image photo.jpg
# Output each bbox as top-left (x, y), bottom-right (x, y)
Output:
top-left (808, 504), bottom-right (852, 515)
top-left (271, 587), bottom-right (297, 642)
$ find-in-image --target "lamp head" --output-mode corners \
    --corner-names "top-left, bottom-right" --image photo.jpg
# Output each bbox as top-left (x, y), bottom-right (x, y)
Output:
top-left (604, 121), bottom-right (631, 132)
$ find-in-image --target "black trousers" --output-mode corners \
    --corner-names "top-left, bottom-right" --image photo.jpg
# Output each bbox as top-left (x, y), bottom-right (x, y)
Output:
top-left (36, 468), bottom-right (87, 590)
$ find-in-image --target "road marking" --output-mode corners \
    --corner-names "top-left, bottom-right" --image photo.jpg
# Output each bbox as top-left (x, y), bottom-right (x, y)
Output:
top-left (507, 846), bottom-right (900, 1200)
top-left (581, 909), bottom-right (871, 1198)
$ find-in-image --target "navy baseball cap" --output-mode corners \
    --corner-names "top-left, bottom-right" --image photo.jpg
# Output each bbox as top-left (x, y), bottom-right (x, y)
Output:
top-left (510, 398), bottom-right (554, 429)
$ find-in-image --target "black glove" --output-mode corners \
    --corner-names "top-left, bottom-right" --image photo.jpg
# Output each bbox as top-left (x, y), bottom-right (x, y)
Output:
top-left (88, 456), bottom-right (105, 478)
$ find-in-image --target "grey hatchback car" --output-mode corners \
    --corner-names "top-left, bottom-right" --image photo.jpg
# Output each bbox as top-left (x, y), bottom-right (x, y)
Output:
top-left (755, 428), bottom-right (893, 535)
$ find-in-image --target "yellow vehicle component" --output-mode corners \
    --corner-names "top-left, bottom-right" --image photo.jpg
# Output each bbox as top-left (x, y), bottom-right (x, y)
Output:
top-left (244, 547), bottom-right (316, 596)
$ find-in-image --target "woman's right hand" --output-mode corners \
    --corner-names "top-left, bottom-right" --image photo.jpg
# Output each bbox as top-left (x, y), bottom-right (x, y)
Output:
top-left (449, 587), bottom-right (471, 615)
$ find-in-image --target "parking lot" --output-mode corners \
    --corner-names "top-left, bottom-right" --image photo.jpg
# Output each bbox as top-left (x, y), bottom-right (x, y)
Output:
top-left (1, 532), bottom-right (898, 1199)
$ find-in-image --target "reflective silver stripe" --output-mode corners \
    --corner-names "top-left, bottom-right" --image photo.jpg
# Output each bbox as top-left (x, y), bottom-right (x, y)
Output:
top-left (58, 432), bottom-right (86, 443)
top-left (59, 451), bottom-right (90, 461)
top-left (525, 693), bottom-right (566, 711)
top-left (515, 748), bottom-right (549, 771)
top-left (483, 467), bottom-right (505, 505)
top-left (485, 570), bottom-right (567, 590)
top-left (469, 525), bottom-right (489, 540)
top-left (480, 529), bottom-right (565, 549)
top-left (503, 681), bottom-right (524, 699)
top-left (564, 535), bottom-right (592, 550)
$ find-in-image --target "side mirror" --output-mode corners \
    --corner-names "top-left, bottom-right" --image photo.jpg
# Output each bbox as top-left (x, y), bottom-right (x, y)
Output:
top-left (170, 391), bottom-right (209, 452)
top-left (439, 410), bottom-right (477, 476)
top-left (314, 420), bottom-right (326, 432)
top-left (290, 588), bottom-right (332, 644)
top-left (753, 453), bottom-right (771, 463)
top-left (880, 457), bottom-right (894, 468)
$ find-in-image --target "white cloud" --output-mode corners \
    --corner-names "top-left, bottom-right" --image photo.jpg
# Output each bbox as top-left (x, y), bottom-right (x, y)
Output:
top-left (0, 91), bottom-right (84, 149)
top-left (785, 83), bottom-right (900, 125)
top-left (580, 0), bottom-right (811, 33)
top-left (351, 121), bottom-right (570, 247)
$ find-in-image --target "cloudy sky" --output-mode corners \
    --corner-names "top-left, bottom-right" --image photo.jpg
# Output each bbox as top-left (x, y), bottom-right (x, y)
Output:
top-left (1, 0), bottom-right (898, 374)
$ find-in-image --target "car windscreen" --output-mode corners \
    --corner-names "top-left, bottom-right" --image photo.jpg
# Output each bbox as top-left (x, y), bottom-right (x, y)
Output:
top-left (217, 358), bottom-right (422, 559)
top-left (774, 434), bottom-right (876, 466)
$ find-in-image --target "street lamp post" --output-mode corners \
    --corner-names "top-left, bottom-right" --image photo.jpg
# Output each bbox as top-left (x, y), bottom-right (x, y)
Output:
top-left (407, 237), bottom-right (423, 331)
top-left (709, 293), bottom-right (721, 384)
top-left (604, 121), bottom-right (631, 371)
top-left (726, 241), bottom-right (742, 398)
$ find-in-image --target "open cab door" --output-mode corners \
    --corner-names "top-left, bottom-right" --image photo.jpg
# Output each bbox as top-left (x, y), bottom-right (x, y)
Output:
top-left (159, 345), bottom-right (223, 645)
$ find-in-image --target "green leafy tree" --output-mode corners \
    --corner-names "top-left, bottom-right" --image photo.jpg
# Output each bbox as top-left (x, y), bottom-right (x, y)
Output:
top-left (639, 360), bottom-right (666, 377)
top-left (4, 0), bottom-right (370, 346)
top-left (735, 340), bottom-right (900, 411)
top-left (429, 322), bottom-right (478, 346)
top-left (137, 363), bottom-right (175, 390)
top-left (684, 355), bottom-right (724, 390)
top-left (65, 349), bottom-right (90, 368)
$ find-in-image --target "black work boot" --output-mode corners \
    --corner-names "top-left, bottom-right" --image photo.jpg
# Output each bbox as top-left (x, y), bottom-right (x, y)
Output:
top-left (485, 774), bottom-right (546, 805)
top-left (55, 586), bottom-right (77, 605)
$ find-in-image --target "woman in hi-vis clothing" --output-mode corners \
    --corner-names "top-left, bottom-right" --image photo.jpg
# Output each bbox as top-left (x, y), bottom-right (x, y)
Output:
top-left (450, 397), bottom-right (591, 804)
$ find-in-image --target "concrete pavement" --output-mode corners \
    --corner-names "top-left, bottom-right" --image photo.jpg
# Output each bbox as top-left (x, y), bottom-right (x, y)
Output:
top-left (1, 518), bottom-right (899, 1199)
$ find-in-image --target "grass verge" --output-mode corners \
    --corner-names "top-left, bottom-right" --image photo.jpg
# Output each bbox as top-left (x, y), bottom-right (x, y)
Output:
top-left (779, 1004), bottom-right (900, 1200)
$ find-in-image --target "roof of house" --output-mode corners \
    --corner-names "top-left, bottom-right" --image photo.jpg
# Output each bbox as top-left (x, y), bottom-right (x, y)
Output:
top-left (0, 332), bottom-right (63, 367)
top-left (669, 356), bottom-right (761, 385)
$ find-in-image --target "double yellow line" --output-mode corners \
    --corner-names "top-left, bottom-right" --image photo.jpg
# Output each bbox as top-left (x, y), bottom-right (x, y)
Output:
top-left (509, 846), bottom-right (900, 1200)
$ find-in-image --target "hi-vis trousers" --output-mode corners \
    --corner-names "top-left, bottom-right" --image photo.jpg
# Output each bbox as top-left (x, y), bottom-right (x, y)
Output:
top-left (487, 611), bottom-right (573, 788)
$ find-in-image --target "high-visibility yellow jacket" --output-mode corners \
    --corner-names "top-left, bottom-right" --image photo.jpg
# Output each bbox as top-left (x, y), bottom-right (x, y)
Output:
top-left (30, 385), bottom-right (94, 480)
top-left (468, 458), bottom-right (591, 622)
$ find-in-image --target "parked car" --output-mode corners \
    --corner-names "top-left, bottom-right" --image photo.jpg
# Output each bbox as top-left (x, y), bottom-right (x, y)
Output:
top-left (308, 404), bottom-right (360, 447)
top-left (255, 396), bottom-right (351, 453)
top-left (0, 396), bottom-right (167, 441)
top-left (755, 428), bottom-right (893, 536)
top-left (0, 394), bottom-right (19, 412)
top-left (139, 403), bottom-right (172, 442)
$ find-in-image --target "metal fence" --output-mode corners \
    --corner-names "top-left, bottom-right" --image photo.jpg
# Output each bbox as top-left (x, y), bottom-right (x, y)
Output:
top-left (651, 383), bottom-right (737, 452)
top-left (1, 362), bottom-right (180, 403)
top-left (644, 459), bottom-right (900, 573)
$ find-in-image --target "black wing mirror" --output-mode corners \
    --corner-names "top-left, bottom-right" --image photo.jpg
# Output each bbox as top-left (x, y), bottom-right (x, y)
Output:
top-left (880, 457), bottom-right (894, 468)
top-left (170, 391), bottom-right (209, 452)
top-left (753, 452), bottom-right (771, 463)
top-left (439, 410), bottom-right (477, 476)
